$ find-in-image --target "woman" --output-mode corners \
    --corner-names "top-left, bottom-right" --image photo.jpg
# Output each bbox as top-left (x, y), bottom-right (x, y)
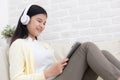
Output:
top-left (9, 4), bottom-right (120, 80)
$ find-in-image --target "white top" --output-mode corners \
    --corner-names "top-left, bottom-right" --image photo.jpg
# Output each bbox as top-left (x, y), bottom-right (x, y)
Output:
top-left (25, 37), bottom-right (55, 80)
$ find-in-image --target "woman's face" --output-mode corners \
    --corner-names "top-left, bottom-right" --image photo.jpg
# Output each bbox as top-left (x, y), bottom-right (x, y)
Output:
top-left (27, 14), bottom-right (47, 39)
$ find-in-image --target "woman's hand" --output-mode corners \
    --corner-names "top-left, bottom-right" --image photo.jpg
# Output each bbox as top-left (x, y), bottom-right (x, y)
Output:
top-left (44, 58), bottom-right (69, 79)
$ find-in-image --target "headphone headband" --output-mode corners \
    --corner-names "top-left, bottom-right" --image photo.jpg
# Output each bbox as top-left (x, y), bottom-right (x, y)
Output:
top-left (20, 4), bottom-right (33, 25)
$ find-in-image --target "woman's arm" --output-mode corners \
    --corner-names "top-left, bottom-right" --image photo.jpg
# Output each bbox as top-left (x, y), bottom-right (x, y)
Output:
top-left (44, 58), bottom-right (68, 79)
top-left (9, 40), bottom-right (46, 80)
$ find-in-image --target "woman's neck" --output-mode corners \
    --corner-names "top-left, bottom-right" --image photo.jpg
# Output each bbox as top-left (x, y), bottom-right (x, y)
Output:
top-left (28, 35), bottom-right (36, 41)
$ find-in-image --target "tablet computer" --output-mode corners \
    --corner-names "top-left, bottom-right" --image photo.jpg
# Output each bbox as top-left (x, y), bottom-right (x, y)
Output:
top-left (66, 42), bottom-right (81, 59)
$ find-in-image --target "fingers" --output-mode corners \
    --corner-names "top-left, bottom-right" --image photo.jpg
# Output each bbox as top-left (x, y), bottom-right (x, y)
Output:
top-left (60, 58), bottom-right (69, 68)
top-left (55, 58), bottom-right (69, 71)
top-left (61, 62), bottom-right (68, 70)
top-left (61, 58), bottom-right (69, 64)
top-left (62, 62), bottom-right (67, 66)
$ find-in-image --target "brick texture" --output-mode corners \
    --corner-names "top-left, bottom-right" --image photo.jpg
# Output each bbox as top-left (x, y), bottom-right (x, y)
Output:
top-left (8, 0), bottom-right (120, 43)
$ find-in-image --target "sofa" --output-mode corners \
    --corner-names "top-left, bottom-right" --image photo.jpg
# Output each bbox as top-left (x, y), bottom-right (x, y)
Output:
top-left (0, 40), bottom-right (120, 80)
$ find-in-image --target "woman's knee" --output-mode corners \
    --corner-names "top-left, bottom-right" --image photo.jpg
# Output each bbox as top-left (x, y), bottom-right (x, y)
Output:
top-left (80, 42), bottom-right (99, 53)
top-left (81, 42), bottom-right (96, 48)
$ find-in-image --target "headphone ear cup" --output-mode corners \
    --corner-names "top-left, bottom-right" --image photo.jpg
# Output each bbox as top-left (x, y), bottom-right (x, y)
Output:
top-left (21, 15), bottom-right (30, 25)
top-left (20, 4), bottom-right (33, 25)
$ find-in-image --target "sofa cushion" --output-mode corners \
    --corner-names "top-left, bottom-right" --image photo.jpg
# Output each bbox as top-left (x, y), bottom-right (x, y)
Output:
top-left (0, 46), bottom-right (9, 80)
top-left (94, 40), bottom-right (120, 60)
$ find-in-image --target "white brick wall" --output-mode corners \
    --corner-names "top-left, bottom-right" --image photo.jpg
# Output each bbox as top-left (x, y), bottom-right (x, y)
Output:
top-left (0, 0), bottom-right (9, 36)
top-left (9, 0), bottom-right (120, 43)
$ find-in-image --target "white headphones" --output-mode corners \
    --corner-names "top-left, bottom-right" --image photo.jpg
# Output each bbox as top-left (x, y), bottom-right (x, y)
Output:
top-left (20, 4), bottom-right (32, 25)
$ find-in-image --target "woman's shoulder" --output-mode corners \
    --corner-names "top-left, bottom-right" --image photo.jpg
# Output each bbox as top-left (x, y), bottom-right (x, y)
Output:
top-left (13, 39), bottom-right (26, 44)
top-left (10, 39), bottom-right (27, 47)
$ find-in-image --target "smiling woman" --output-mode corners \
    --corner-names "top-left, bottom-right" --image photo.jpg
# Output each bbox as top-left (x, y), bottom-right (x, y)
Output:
top-left (9, 4), bottom-right (51, 80)
top-left (10, 4), bottom-right (48, 45)
top-left (8, 4), bottom-right (120, 80)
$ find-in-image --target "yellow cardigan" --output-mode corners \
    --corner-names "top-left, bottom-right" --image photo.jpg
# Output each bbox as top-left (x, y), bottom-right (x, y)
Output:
top-left (9, 39), bottom-right (56, 80)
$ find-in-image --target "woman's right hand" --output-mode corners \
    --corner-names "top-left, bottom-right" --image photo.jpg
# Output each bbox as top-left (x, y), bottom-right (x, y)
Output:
top-left (44, 58), bottom-right (69, 79)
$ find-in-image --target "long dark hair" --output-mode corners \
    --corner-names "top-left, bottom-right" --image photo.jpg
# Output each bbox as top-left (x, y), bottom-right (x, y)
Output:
top-left (10, 5), bottom-right (47, 46)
